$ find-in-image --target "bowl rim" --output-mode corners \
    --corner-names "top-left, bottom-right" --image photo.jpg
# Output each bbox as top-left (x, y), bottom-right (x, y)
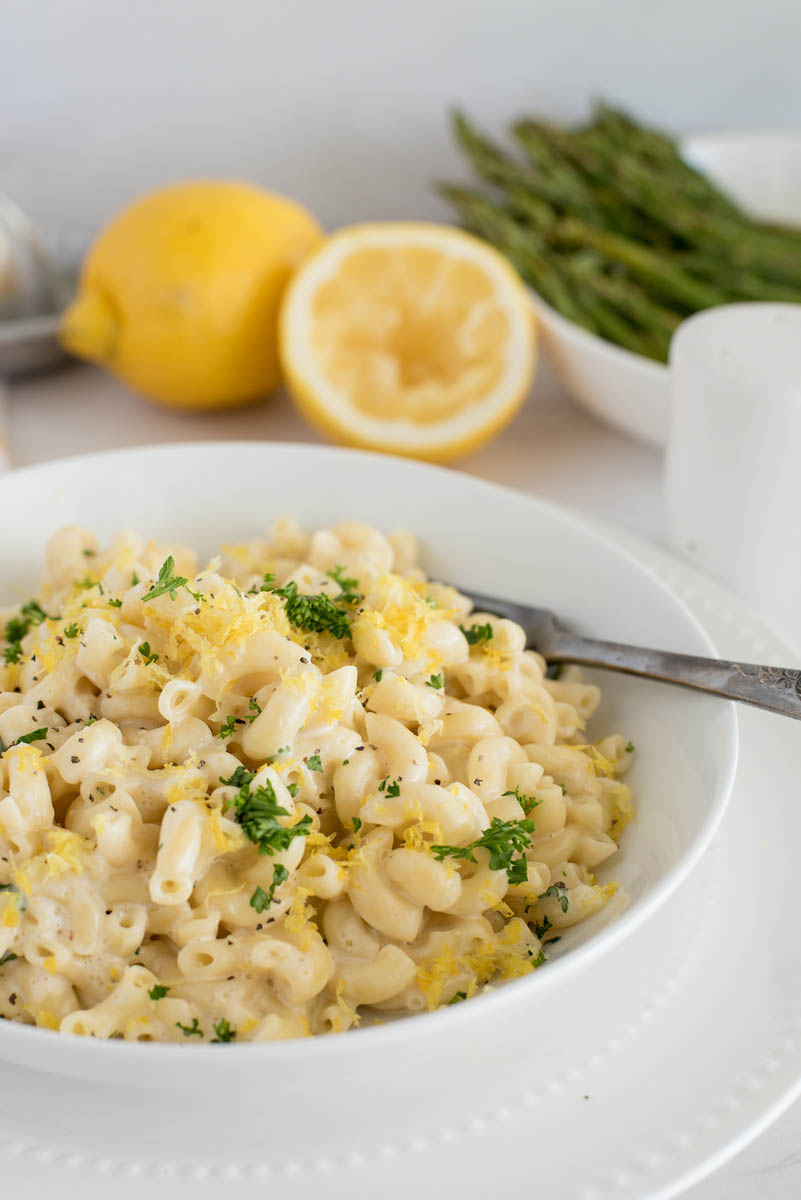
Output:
top-left (0, 440), bottom-right (739, 1065)
top-left (527, 125), bottom-right (801, 373)
top-left (527, 287), bottom-right (668, 377)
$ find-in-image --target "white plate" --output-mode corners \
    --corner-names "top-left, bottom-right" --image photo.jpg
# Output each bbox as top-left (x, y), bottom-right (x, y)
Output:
top-left (0, 524), bottom-right (796, 1198)
top-left (531, 130), bottom-right (801, 449)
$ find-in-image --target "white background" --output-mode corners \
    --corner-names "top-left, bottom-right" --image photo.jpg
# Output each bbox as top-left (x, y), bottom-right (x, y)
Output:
top-left (2, 0), bottom-right (801, 235)
top-left (4, 1), bottom-right (801, 1193)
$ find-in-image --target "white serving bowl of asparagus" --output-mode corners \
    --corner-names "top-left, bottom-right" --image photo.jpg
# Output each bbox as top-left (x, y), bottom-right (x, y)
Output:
top-left (443, 108), bottom-right (801, 449)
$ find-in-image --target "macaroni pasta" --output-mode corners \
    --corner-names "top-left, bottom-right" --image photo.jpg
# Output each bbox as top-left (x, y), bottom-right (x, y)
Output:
top-left (0, 520), bottom-right (635, 1041)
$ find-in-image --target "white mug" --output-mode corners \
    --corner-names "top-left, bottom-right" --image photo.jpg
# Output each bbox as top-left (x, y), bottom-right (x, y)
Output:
top-left (665, 303), bottom-right (801, 647)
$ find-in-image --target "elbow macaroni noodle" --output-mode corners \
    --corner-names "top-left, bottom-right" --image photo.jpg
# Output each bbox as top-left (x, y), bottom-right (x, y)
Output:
top-left (0, 520), bottom-right (635, 1042)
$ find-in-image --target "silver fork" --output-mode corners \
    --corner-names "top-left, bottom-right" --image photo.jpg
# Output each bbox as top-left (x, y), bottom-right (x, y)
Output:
top-left (460, 588), bottom-right (801, 720)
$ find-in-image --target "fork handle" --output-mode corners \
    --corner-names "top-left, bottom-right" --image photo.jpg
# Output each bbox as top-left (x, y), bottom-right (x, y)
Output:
top-left (547, 631), bottom-right (801, 719)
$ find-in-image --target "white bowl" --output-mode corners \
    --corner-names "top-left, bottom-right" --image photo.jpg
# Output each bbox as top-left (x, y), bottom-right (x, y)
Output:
top-left (532, 130), bottom-right (801, 448)
top-left (0, 443), bottom-right (737, 1153)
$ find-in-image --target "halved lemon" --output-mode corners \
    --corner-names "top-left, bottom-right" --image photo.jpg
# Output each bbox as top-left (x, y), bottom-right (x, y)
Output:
top-left (278, 222), bottom-right (537, 461)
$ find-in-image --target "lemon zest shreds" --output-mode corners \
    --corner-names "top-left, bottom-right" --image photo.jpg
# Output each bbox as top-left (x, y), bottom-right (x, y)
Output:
top-left (609, 783), bottom-right (635, 840)
top-left (416, 919), bottom-right (536, 1010)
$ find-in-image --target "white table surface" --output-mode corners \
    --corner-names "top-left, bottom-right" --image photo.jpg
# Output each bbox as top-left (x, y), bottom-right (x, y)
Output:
top-left (4, 360), bottom-right (800, 1199)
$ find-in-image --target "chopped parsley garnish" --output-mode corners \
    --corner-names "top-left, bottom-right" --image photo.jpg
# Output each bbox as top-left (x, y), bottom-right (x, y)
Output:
top-left (448, 990), bottom-right (467, 1004)
top-left (250, 863), bottom-right (289, 913)
top-left (307, 754), bottom-right (322, 773)
top-left (426, 673), bottom-right (444, 690)
top-left (431, 816), bottom-right (534, 882)
top-left (176, 1018), bottom-right (203, 1038)
top-left (221, 768), bottom-right (312, 856)
top-left (269, 863), bottom-right (290, 896)
top-left (502, 785), bottom-right (542, 815)
top-left (247, 698), bottom-right (261, 722)
top-left (219, 714), bottom-right (238, 739)
top-left (425, 595), bottom-right (437, 608)
top-left (271, 580), bottom-right (351, 639)
top-left (532, 948), bottom-right (547, 968)
top-left (148, 984), bottom-right (169, 1000)
top-left (11, 728), bottom-right (48, 747)
top-left (139, 642), bottom-right (159, 665)
top-left (247, 572), bottom-right (276, 595)
top-left (131, 571), bottom-right (140, 586)
top-left (539, 883), bottom-right (569, 913)
top-left (0, 950), bottom-right (18, 968)
top-left (108, 597), bottom-right (123, 608)
top-left (327, 565), bottom-right (362, 605)
top-left (76, 576), bottom-right (103, 593)
top-left (64, 623), bottom-right (80, 639)
top-left (352, 816), bottom-right (362, 833)
top-left (286, 782), bottom-right (299, 798)
top-left (20, 599), bottom-right (50, 624)
top-left (373, 669), bottom-right (383, 682)
top-left (222, 765), bottom-right (255, 789)
top-left (4, 599), bottom-right (52, 663)
top-left (86, 715), bottom-right (98, 725)
top-left (82, 548), bottom-right (96, 557)
top-left (211, 1018), bottom-right (237, 1043)
top-left (625, 741), bottom-right (635, 753)
top-left (142, 556), bottom-right (202, 604)
top-left (534, 914), bottom-right (552, 940)
top-left (377, 776), bottom-right (400, 798)
top-left (459, 622), bottom-right (493, 646)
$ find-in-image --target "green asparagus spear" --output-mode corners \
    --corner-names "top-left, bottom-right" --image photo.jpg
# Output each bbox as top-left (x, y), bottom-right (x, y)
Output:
top-left (555, 219), bottom-right (727, 309)
top-left (442, 101), bottom-right (801, 362)
top-left (438, 184), bottom-right (594, 328)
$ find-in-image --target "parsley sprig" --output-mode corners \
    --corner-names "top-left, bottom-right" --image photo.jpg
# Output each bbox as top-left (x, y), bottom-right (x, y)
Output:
top-left (219, 699), bottom-right (261, 740)
top-left (250, 864), bottom-right (289, 913)
top-left (271, 580), bottom-right (352, 639)
top-left (327, 565), bottom-right (362, 605)
top-left (221, 767), bottom-right (312, 856)
top-left (460, 622), bottom-right (494, 646)
top-left (139, 642), bottom-right (159, 665)
top-left (539, 882), bottom-right (570, 913)
top-left (142, 556), bottom-right (203, 604)
top-left (4, 599), bottom-right (51, 664)
top-left (432, 816), bottom-right (535, 884)
top-left (1, 727), bottom-right (49, 754)
top-left (211, 1018), bottom-right (237, 1043)
top-left (176, 1017), bottom-right (203, 1038)
top-left (219, 714), bottom-right (238, 739)
top-left (502, 785), bottom-right (542, 815)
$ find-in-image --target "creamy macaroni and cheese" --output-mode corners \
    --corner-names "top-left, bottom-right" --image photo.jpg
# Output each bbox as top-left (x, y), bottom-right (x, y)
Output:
top-left (0, 520), bottom-right (634, 1042)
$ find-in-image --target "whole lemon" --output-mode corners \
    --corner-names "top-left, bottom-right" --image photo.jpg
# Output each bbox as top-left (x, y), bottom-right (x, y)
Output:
top-left (60, 181), bottom-right (323, 408)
